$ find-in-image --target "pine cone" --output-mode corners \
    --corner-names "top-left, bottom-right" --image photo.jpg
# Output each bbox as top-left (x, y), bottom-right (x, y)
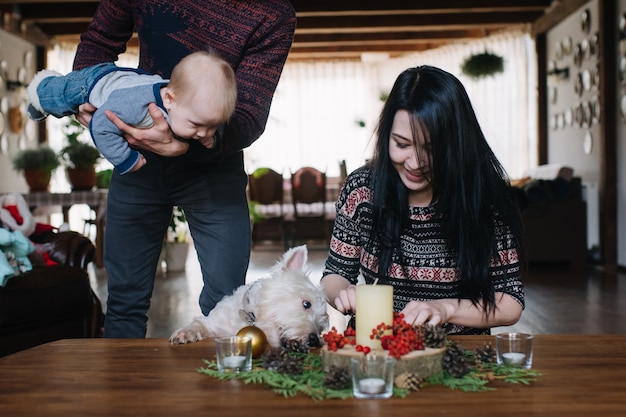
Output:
top-left (442, 342), bottom-right (471, 377)
top-left (323, 365), bottom-right (351, 390)
top-left (261, 347), bottom-right (287, 371)
top-left (261, 347), bottom-right (305, 375)
top-left (276, 354), bottom-right (304, 375)
top-left (280, 338), bottom-right (310, 353)
top-left (422, 325), bottom-right (447, 348)
top-left (394, 372), bottom-right (423, 391)
top-left (474, 342), bottom-right (497, 366)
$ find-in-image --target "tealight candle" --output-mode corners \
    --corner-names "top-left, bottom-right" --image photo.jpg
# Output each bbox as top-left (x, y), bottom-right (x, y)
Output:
top-left (502, 352), bottom-right (526, 365)
top-left (358, 377), bottom-right (385, 394)
top-left (222, 355), bottom-right (246, 368)
top-left (355, 284), bottom-right (393, 349)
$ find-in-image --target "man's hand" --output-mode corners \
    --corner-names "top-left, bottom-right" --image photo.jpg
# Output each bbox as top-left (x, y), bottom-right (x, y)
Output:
top-left (105, 103), bottom-right (189, 157)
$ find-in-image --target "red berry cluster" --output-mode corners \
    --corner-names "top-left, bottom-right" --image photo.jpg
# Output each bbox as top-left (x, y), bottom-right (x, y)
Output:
top-left (371, 312), bottom-right (424, 359)
top-left (322, 326), bottom-right (356, 351)
top-left (355, 344), bottom-right (371, 354)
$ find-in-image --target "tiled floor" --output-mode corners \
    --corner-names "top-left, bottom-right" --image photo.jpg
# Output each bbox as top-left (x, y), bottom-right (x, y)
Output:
top-left (89, 242), bottom-right (626, 339)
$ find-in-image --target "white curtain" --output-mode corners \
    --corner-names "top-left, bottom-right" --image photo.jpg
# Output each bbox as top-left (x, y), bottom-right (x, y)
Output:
top-left (246, 30), bottom-right (538, 179)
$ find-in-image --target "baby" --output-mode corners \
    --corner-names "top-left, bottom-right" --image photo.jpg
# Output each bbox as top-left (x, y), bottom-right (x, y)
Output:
top-left (27, 50), bottom-right (237, 174)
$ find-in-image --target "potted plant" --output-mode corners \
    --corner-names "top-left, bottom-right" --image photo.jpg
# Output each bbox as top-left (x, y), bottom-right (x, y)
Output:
top-left (59, 118), bottom-right (102, 190)
top-left (161, 206), bottom-right (191, 272)
top-left (461, 51), bottom-right (505, 80)
top-left (11, 145), bottom-right (60, 192)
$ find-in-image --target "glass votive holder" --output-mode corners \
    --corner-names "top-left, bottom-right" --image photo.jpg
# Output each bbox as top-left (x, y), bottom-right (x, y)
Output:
top-left (350, 353), bottom-right (396, 399)
top-left (215, 336), bottom-right (252, 373)
top-left (495, 332), bottom-right (533, 369)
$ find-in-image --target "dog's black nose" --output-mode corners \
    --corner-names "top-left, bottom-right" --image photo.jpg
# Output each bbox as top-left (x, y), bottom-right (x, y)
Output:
top-left (308, 333), bottom-right (321, 347)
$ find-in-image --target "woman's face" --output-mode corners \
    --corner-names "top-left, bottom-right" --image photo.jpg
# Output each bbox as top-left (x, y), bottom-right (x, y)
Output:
top-left (388, 110), bottom-right (433, 206)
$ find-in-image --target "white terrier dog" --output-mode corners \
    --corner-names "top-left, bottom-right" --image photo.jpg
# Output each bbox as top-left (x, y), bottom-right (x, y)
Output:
top-left (169, 245), bottom-right (329, 349)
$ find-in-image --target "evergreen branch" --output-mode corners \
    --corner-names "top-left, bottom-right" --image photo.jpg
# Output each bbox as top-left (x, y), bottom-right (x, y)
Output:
top-left (198, 347), bottom-right (543, 400)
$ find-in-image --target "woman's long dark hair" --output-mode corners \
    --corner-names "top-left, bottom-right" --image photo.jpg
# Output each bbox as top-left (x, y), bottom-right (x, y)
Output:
top-left (367, 66), bottom-right (524, 317)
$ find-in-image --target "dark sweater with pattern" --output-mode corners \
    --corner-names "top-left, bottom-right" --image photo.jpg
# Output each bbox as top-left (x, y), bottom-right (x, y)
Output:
top-left (322, 166), bottom-right (524, 335)
top-left (73, 0), bottom-right (296, 161)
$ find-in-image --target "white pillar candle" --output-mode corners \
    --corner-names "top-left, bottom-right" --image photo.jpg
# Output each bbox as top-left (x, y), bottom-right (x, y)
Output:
top-left (358, 377), bottom-right (386, 394)
top-left (355, 284), bottom-right (393, 349)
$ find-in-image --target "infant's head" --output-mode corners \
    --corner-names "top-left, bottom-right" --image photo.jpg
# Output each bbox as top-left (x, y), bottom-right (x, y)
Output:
top-left (162, 50), bottom-right (237, 146)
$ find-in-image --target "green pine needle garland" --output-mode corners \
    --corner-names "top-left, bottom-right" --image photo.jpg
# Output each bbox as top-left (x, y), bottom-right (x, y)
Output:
top-left (198, 347), bottom-right (542, 400)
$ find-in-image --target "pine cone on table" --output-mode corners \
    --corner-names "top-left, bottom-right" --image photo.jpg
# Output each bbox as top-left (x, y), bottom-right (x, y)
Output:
top-left (422, 324), bottom-right (447, 348)
top-left (323, 365), bottom-right (351, 390)
top-left (474, 342), bottom-right (497, 366)
top-left (394, 372), bottom-right (423, 391)
top-left (442, 341), bottom-right (471, 377)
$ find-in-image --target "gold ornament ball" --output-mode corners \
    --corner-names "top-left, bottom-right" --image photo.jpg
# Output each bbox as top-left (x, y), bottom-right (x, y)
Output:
top-left (237, 326), bottom-right (268, 358)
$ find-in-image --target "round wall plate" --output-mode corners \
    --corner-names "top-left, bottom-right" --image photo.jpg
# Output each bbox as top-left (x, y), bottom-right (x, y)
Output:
top-left (562, 36), bottom-right (573, 55)
top-left (581, 9), bottom-right (591, 34)
top-left (583, 130), bottom-right (593, 155)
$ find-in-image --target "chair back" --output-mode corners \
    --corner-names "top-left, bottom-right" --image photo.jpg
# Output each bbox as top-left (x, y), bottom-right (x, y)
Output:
top-left (291, 167), bottom-right (326, 205)
top-left (248, 168), bottom-right (284, 205)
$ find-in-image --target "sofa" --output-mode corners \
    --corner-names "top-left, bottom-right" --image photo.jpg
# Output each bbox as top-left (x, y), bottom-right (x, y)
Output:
top-left (512, 165), bottom-right (587, 266)
top-left (0, 230), bottom-right (104, 357)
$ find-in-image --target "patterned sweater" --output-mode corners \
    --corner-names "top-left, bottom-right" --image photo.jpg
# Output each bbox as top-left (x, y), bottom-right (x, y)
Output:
top-left (322, 166), bottom-right (524, 335)
top-left (73, 0), bottom-right (296, 161)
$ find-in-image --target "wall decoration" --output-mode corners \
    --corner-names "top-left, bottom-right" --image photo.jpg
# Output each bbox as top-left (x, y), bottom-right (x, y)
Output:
top-left (582, 69), bottom-right (591, 91)
top-left (575, 72), bottom-right (583, 96)
top-left (564, 108), bottom-right (573, 126)
top-left (574, 43), bottom-right (583, 68)
top-left (589, 32), bottom-right (599, 57)
top-left (555, 41), bottom-right (564, 60)
top-left (7, 90), bottom-right (25, 135)
top-left (583, 130), bottom-right (593, 154)
top-left (562, 36), bottom-right (573, 55)
top-left (581, 9), bottom-right (591, 34)
top-left (23, 51), bottom-right (33, 69)
top-left (591, 96), bottom-right (600, 124)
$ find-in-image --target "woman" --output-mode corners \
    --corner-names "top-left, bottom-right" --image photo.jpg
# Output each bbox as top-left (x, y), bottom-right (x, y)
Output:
top-left (321, 66), bottom-right (525, 335)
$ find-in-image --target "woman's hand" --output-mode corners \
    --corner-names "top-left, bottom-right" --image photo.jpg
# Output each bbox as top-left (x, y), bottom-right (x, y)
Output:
top-left (401, 300), bottom-right (451, 326)
top-left (321, 274), bottom-right (357, 314)
top-left (333, 284), bottom-right (357, 315)
top-left (105, 103), bottom-right (189, 157)
top-left (401, 293), bottom-right (522, 328)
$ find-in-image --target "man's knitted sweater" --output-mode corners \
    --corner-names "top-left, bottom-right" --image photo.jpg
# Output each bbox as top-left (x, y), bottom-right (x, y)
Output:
top-left (73, 0), bottom-right (296, 162)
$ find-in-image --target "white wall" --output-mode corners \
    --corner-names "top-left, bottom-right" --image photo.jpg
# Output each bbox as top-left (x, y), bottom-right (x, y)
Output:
top-left (545, 0), bottom-right (603, 257)
top-left (0, 29), bottom-right (38, 193)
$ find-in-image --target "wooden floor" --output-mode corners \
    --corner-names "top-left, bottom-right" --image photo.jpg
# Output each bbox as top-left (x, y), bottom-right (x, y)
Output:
top-left (89, 242), bottom-right (626, 338)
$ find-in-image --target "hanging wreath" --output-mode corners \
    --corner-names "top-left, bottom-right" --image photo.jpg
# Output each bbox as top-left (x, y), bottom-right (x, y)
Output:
top-left (461, 51), bottom-right (505, 80)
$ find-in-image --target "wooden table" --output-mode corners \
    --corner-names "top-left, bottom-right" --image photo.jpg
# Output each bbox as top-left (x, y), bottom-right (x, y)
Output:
top-left (0, 335), bottom-right (624, 417)
top-left (23, 190), bottom-right (107, 267)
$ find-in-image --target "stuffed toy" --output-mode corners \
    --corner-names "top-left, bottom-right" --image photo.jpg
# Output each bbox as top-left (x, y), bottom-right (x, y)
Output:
top-left (0, 229), bottom-right (35, 286)
top-left (0, 193), bottom-right (36, 237)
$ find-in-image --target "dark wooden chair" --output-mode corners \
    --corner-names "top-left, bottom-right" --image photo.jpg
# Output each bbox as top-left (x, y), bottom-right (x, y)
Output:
top-left (248, 168), bottom-right (286, 246)
top-left (289, 166), bottom-right (331, 245)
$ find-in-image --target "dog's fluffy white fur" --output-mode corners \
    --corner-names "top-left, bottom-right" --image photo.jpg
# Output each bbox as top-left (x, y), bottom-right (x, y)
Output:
top-left (169, 245), bottom-right (329, 348)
